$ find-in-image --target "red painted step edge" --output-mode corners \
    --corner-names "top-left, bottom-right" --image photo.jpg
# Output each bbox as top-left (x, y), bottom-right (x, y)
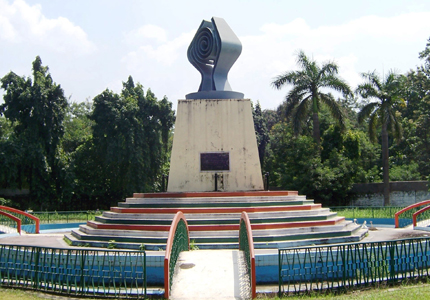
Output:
top-left (110, 204), bottom-right (321, 214)
top-left (86, 217), bottom-right (344, 232)
top-left (133, 190), bottom-right (298, 198)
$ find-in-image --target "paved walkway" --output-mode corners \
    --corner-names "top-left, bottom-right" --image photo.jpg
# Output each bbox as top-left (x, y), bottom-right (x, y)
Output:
top-left (169, 249), bottom-right (251, 300)
top-left (0, 232), bottom-right (73, 248)
top-left (0, 226), bottom-right (429, 250)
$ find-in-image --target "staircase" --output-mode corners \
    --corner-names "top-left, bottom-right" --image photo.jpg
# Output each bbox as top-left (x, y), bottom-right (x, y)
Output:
top-left (65, 191), bottom-right (367, 250)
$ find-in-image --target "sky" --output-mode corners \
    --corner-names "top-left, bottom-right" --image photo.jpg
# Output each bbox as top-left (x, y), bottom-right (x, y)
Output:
top-left (1, 0), bottom-right (430, 111)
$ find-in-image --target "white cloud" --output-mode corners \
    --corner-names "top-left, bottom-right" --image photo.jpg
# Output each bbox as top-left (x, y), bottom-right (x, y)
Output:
top-left (124, 24), bottom-right (168, 44)
top-left (231, 12), bottom-right (430, 108)
top-left (117, 11), bottom-right (430, 110)
top-left (122, 30), bottom-right (193, 67)
top-left (0, 0), bottom-right (96, 55)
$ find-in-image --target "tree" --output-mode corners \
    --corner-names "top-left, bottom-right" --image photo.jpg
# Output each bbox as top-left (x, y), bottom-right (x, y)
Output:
top-left (252, 101), bottom-right (270, 169)
top-left (271, 50), bottom-right (352, 150)
top-left (419, 36), bottom-right (430, 69)
top-left (71, 76), bottom-right (175, 208)
top-left (0, 56), bottom-right (67, 208)
top-left (266, 121), bottom-right (371, 206)
top-left (61, 101), bottom-right (94, 154)
top-left (356, 71), bottom-right (404, 206)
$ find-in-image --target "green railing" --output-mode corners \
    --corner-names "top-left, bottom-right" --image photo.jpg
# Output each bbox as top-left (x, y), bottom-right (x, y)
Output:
top-left (329, 206), bottom-right (403, 219)
top-left (329, 205), bottom-right (430, 228)
top-left (32, 210), bottom-right (103, 224)
top-left (239, 211), bottom-right (256, 299)
top-left (164, 211), bottom-right (189, 299)
top-left (278, 237), bottom-right (430, 297)
top-left (0, 245), bottom-right (147, 298)
top-left (0, 210), bottom-right (102, 234)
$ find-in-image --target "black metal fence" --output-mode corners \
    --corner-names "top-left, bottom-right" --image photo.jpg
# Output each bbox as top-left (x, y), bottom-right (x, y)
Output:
top-left (278, 237), bottom-right (430, 296)
top-left (0, 245), bottom-right (147, 298)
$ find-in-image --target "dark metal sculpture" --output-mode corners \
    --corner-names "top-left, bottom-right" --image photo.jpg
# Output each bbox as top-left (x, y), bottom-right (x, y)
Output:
top-left (186, 17), bottom-right (244, 99)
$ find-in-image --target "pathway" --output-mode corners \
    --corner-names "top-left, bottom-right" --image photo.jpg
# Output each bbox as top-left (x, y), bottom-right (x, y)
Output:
top-left (169, 249), bottom-right (251, 300)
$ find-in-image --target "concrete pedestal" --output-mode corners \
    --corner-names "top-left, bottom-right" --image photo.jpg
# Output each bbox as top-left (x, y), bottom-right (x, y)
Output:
top-left (167, 99), bottom-right (264, 192)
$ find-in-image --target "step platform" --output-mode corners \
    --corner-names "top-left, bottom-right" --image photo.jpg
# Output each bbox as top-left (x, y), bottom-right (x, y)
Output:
top-left (65, 191), bottom-right (367, 250)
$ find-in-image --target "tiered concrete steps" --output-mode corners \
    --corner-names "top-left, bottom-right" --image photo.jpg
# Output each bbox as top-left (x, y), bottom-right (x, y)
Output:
top-left (65, 191), bottom-right (367, 250)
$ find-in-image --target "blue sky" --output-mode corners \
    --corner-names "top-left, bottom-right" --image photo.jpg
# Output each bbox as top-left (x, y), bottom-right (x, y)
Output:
top-left (1, 0), bottom-right (430, 110)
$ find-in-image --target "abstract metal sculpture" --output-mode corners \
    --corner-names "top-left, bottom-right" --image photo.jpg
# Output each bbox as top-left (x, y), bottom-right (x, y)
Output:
top-left (186, 17), bottom-right (244, 99)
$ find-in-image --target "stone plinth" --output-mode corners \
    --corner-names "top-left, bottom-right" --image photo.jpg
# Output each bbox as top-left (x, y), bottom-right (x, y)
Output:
top-left (167, 99), bottom-right (264, 192)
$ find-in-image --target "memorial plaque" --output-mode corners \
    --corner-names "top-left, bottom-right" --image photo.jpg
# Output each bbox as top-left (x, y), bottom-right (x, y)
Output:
top-left (200, 152), bottom-right (230, 171)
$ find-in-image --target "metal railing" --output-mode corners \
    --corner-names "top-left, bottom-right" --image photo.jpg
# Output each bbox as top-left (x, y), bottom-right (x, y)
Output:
top-left (0, 245), bottom-right (147, 298)
top-left (395, 200), bottom-right (430, 228)
top-left (164, 211), bottom-right (189, 299)
top-left (0, 206), bottom-right (40, 234)
top-left (413, 205), bottom-right (430, 227)
top-left (239, 211), bottom-right (256, 299)
top-left (329, 206), bottom-right (403, 219)
top-left (0, 211), bottom-right (21, 234)
top-left (31, 210), bottom-right (103, 224)
top-left (278, 237), bottom-right (430, 297)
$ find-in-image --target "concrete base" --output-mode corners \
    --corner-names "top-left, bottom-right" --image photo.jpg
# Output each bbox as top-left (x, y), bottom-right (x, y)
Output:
top-left (167, 99), bottom-right (264, 192)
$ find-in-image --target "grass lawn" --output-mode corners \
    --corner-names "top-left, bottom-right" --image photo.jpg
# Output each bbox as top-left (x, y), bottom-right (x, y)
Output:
top-left (260, 282), bottom-right (430, 299)
top-left (2, 283), bottom-right (430, 299)
top-left (0, 287), bottom-right (102, 300)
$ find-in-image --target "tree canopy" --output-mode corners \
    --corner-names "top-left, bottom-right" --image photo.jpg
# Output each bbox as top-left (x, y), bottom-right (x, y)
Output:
top-left (272, 50), bottom-right (352, 150)
top-left (1, 56), bottom-right (68, 208)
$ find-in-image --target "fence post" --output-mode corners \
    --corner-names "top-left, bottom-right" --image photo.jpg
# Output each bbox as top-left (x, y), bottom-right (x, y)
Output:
top-left (80, 250), bottom-right (86, 293)
top-left (389, 241), bottom-right (396, 284)
top-left (33, 247), bottom-right (41, 289)
top-left (144, 252), bottom-right (147, 298)
top-left (278, 249), bottom-right (282, 298)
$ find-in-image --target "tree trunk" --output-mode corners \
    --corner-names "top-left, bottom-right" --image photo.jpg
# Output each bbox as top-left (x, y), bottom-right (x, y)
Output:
top-left (381, 122), bottom-right (390, 206)
top-left (312, 112), bottom-right (320, 151)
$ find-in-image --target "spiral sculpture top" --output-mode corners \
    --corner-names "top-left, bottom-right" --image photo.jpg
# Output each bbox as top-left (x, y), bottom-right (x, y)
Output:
top-left (186, 17), bottom-right (244, 100)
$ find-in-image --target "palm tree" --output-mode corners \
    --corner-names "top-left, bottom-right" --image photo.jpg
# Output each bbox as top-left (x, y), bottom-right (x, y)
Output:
top-left (272, 50), bottom-right (352, 150)
top-left (356, 71), bottom-right (403, 206)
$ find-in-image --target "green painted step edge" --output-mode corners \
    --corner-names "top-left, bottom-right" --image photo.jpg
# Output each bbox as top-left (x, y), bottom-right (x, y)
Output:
top-left (71, 231), bottom-right (167, 244)
top-left (94, 214), bottom-right (337, 225)
top-left (71, 229), bottom-right (352, 244)
top-left (117, 201), bottom-right (313, 208)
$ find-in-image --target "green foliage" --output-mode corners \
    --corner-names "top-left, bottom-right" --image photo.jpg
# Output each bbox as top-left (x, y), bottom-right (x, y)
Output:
top-left (190, 239), bottom-right (199, 250)
top-left (268, 123), bottom-right (357, 205)
top-left (356, 70), bottom-right (404, 143)
top-left (419, 36), bottom-right (430, 68)
top-left (61, 101), bottom-right (94, 154)
top-left (266, 108), bottom-right (381, 205)
top-left (272, 50), bottom-right (352, 148)
top-left (356, 70), bottom-right (404, 206)
top-left (0, 197), bottom-right (12, 206)
top-left (253, 101), bottom-right (270, 169)
top-left (0, 56), bottom-right (68, 209)
top-left (71, 76), bottom-right (175, 207)
top-left (389, 162), bottom-right (421, 181)
top-left (107, 240), bottom-right (116, 249)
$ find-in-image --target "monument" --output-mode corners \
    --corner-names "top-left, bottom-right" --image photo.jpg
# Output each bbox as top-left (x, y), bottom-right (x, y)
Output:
top-left (67, 17), bottom-right (366, 254)
top-left (167, 17), bottom-right (264, 192)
